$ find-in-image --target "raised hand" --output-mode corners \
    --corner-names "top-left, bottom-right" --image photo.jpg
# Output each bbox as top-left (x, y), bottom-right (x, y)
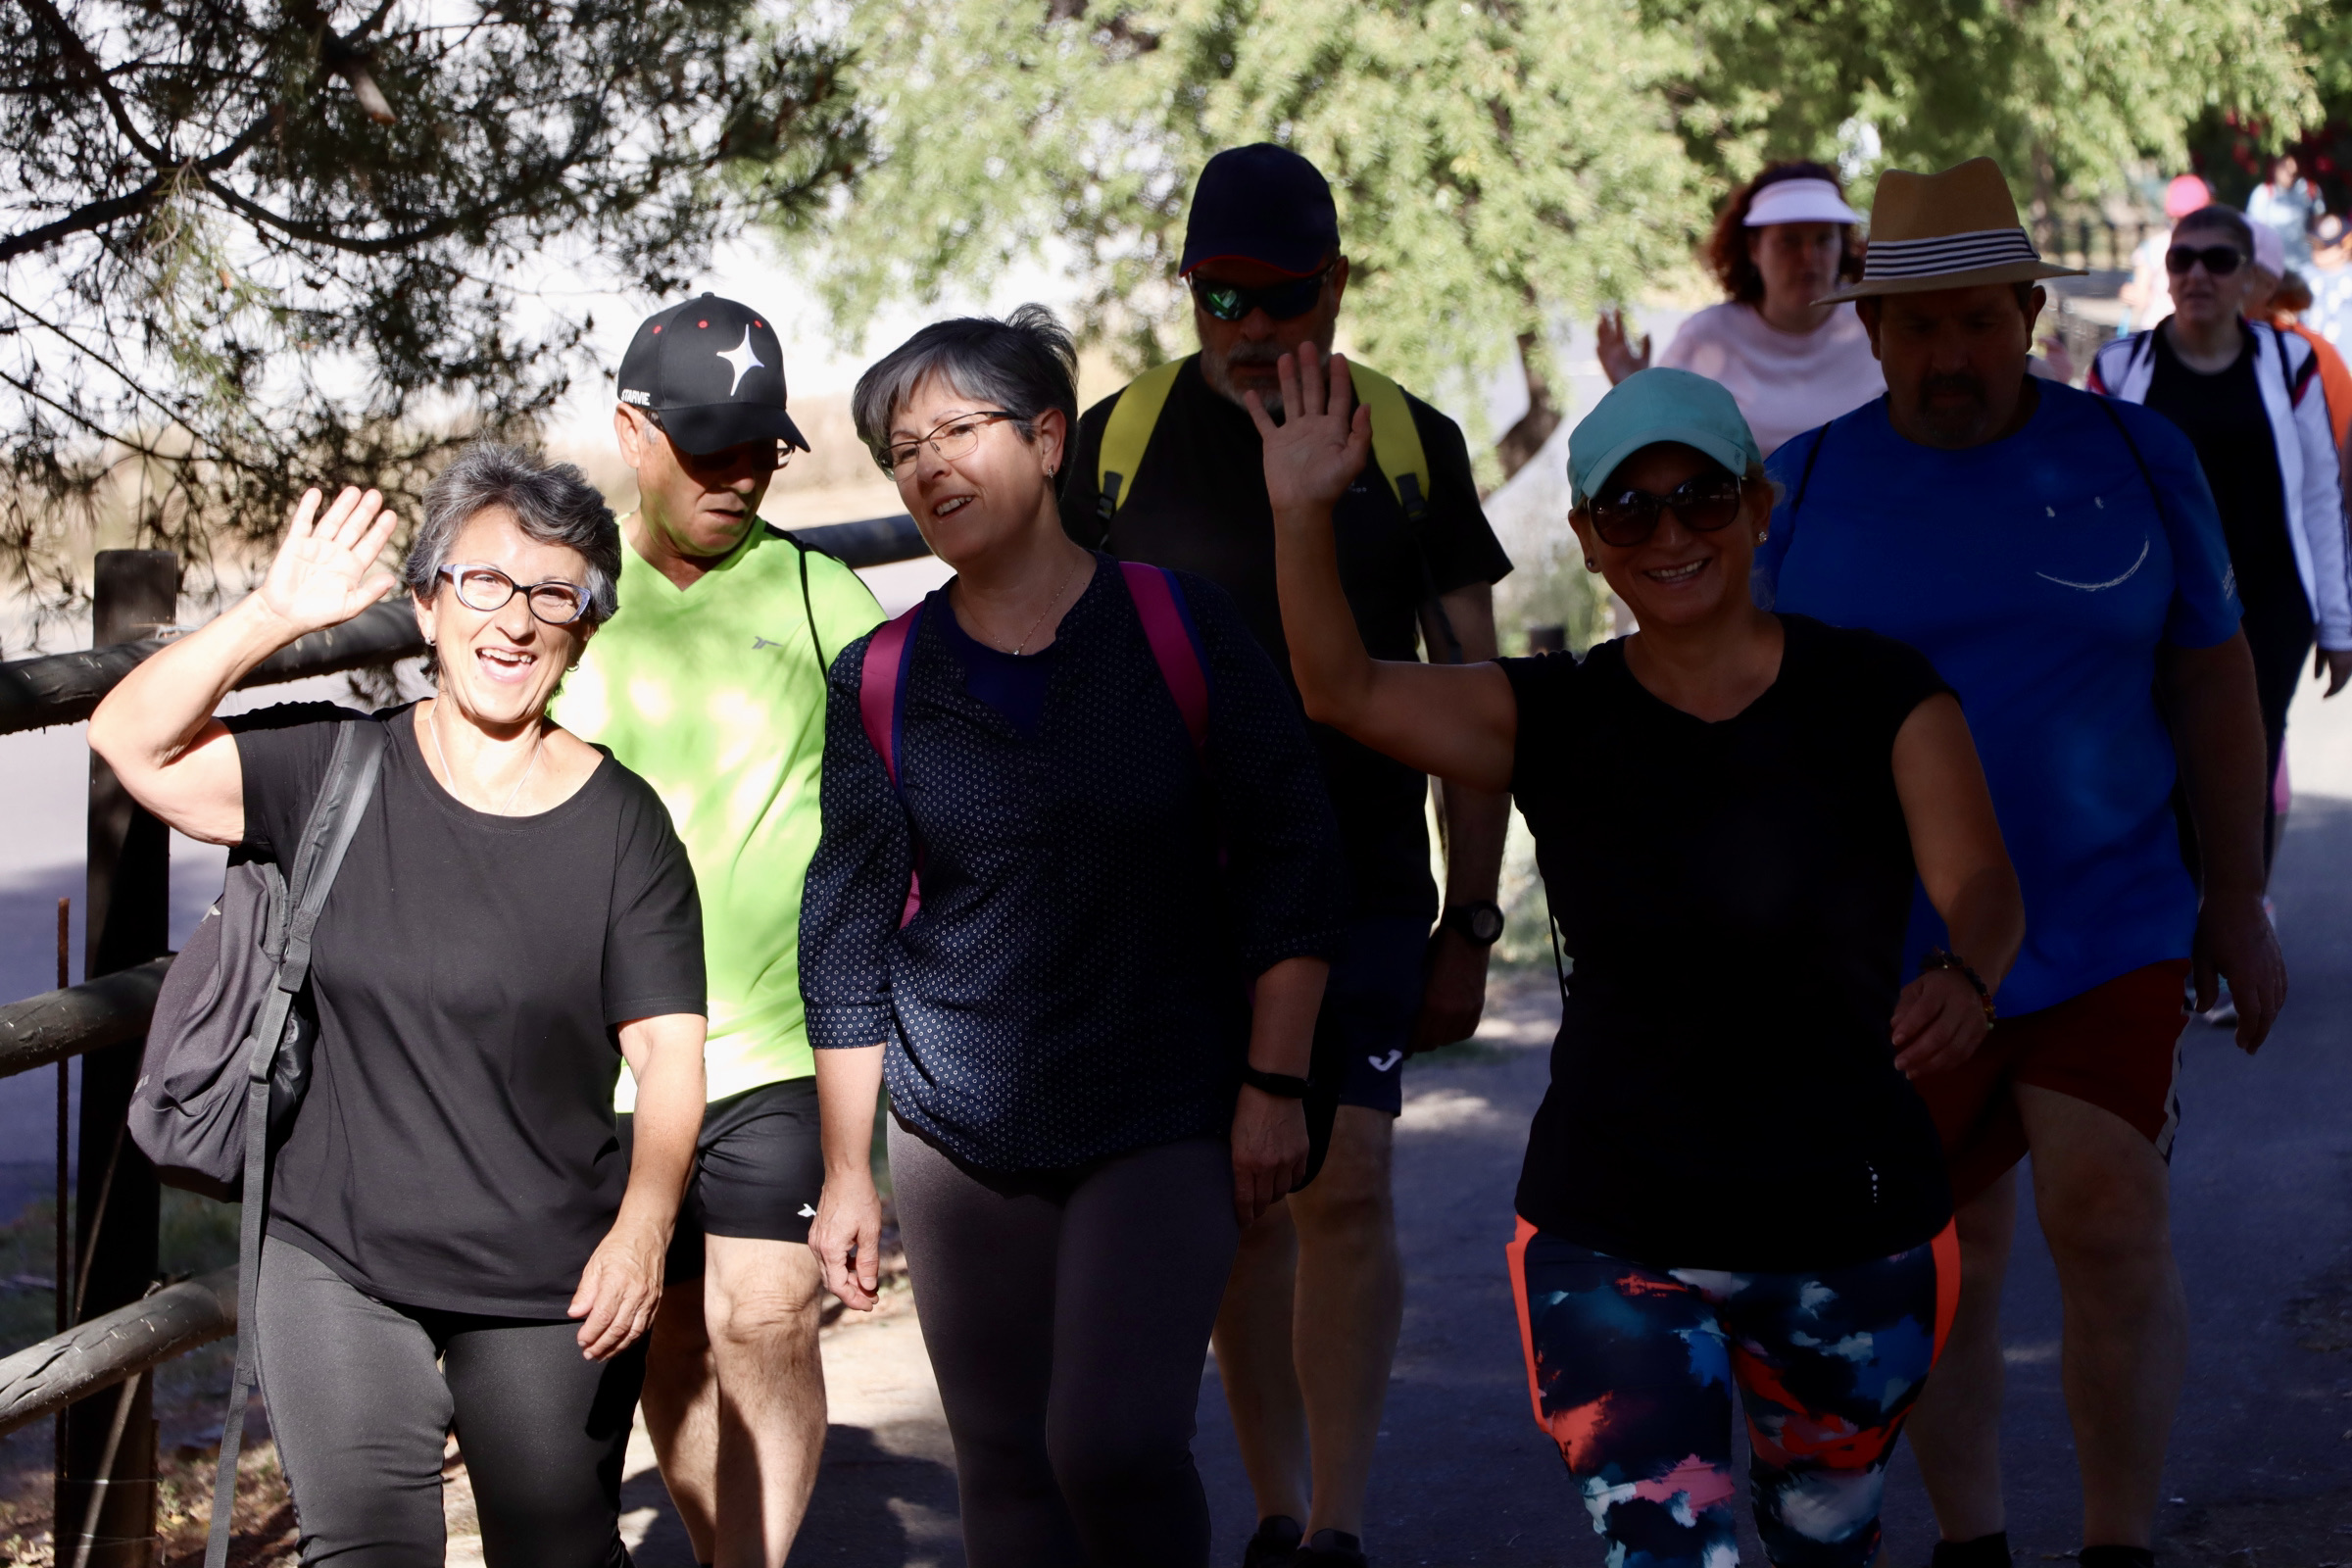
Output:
top-left (1596, 308), bottom-right (1652, 386)
top-left (1249, 340), bottom-right (1372, 518)
top-left (257, 486), bottom-right (401, 634)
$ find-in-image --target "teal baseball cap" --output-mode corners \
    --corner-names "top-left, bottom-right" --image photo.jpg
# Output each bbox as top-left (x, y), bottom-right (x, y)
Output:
top-left (1568, 368), bottom-right (1762, 504)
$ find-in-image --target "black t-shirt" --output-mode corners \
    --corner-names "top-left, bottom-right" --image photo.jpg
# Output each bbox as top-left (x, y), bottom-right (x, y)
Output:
top-left (1061, 356), bottom-right (1514, 920)
top-left (2146, 326), bottom-right (2301, 613)
top-left (1500, 615), bottom-right (1954, 1271)
top-left (235, 704), bottom-right (705, 1317)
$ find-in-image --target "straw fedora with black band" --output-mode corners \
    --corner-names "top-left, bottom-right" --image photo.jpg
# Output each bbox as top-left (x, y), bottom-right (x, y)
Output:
top-left (1817, 157), bottom-right (2085, 304)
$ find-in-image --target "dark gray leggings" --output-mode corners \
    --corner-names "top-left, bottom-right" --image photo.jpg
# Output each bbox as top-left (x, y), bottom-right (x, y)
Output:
top-left (888, 1120), bottom-right (1241, 1568)
top-left (254, 1239), bottom-right (643, 1568)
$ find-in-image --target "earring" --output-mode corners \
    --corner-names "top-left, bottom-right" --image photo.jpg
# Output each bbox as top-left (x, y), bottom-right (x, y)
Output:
top-left (1755, 531), bottom-right (1767, 543)
top-left (1584, 558), bottom-right (1598, 571)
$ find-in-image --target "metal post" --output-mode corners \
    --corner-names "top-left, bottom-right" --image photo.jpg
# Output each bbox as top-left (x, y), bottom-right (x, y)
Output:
top-left (57, 550), bottom-right (174, 1568)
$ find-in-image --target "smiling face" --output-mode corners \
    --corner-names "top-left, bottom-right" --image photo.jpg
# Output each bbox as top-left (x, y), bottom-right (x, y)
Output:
top-left (613, 404), bottom-right (778, 563)
top-left (1747, 221), bottom-right (1846, 317)
top-left (1192, 255), bottom-right (1349, 417)
top-left (1860, 282), bottom-right (2041, 450)
top-left (2168, 219), bottom-right (2256, 332)
top-left (414, 507), bottom-right (594, 729)
top-left (1571, 442), bottom-right (1768, 633)
top-left (887, 370), bottom-right (1065, 571)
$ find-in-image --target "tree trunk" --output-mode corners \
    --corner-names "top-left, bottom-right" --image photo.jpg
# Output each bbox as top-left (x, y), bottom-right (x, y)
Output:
top-left (1494, 330), bottom-right (1560, 479)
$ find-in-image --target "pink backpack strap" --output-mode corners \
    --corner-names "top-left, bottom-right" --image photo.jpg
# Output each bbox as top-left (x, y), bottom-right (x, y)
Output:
top-left (1119, 562), bottom-right (1209, 758)
top-left (858, 604), bottom-right (925, 927)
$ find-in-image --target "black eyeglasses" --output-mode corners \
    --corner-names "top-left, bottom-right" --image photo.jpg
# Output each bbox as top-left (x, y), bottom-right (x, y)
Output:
top-left (2166, 244), bottom-right (2245, 277)
top-left (1189, 265), bottom-right (1334, 322)
top-left (1587, 473), bottom-right (1746, 549)
top-left (436, 563), bottom-right (594, 625)
top-left (879, 411), bottom-right (1021, 473)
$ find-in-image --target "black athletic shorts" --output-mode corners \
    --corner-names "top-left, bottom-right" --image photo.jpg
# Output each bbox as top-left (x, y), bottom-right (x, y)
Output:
top-left (616, 1077), bottom-right (824, 1283)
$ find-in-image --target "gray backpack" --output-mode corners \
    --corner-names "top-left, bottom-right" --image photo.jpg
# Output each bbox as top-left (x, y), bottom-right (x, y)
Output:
top-left (127, 717), bottom-right (386, 1568)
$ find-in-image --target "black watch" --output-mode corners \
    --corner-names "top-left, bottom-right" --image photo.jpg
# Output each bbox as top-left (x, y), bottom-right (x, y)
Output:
top-left (1441, 900), bottom-right (1506, 948)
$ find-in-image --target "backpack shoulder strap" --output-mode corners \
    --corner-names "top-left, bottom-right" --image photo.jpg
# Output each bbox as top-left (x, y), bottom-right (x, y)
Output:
top-left (206, 713), bottom-right (386, 1568)
top-left (2091, 393), bottom-right (2169, 530)
top-left (857, 606), bottom-right (926, 928)
top-left (1119, 562), bottom-right (1209, 757)
top-left (1350, 364), bottom-right (1433, 524)
top-left (1788, 420), bottom-right (1834, 516)
top-left (1097, 360), bottom-right (1188, 525)
top-left (858, 605), bottom-right (924, 790)
top-left (276, 719), bottom-right (387, 990)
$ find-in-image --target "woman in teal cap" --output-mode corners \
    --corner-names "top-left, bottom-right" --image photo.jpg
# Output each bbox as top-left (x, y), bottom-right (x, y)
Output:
top-left (1251, 351), bottom-right (2025, 1567)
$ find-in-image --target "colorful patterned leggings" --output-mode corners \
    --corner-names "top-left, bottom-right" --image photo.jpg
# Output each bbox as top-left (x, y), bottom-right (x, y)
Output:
top-left (1507, 1220), bottom-right (1958, 1568)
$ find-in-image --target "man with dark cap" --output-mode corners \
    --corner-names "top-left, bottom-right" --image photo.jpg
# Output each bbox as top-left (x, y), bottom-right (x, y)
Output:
top-left (564, 294), bottom-right (884, 1567)
top-left (1061, 144), bottom-right (1514, 1568)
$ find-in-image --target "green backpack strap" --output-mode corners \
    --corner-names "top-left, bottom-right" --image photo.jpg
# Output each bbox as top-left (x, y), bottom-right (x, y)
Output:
top-left (1096, 358), bottom-right (1188, 525)
top-left (1095, 354), bottom-right (1433, 529)
top-left (1348, 363), bottom-right (1433, 525)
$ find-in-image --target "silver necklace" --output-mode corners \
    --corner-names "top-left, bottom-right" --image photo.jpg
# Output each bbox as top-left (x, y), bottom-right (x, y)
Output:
top-left (428, 698), bottom-right (543, 814)
top-left (975, 555), bottom-right (1083, 656)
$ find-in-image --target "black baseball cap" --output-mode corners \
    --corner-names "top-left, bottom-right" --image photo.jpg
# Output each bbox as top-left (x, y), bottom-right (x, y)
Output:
top-left (1178, 144), bottom-right (1342, 279)
top-left (616, 294), bottom-right (808, 456)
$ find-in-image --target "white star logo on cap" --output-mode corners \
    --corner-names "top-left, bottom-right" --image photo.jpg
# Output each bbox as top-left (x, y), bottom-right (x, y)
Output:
top-left (715, 326), bottom-right (765, 397)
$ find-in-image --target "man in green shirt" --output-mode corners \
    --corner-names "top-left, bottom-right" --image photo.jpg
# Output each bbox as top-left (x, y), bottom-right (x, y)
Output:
top-left (567, 294), bottom-right (884, 1566)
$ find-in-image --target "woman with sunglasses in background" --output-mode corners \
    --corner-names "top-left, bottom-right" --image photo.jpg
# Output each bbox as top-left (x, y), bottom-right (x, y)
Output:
top-left (88, 447), bottom-right (708, 1568)
top-left (1258, 354), bottom-right (2026, 1568)
top-left (802, 306), bottom-right (1348, 1567)
top-left (2090, 205), bottom-right (2352, 1002)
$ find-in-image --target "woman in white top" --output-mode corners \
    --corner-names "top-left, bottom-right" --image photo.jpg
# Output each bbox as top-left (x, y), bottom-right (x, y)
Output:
top-left (1597, 161), bottom-right (1883, 454)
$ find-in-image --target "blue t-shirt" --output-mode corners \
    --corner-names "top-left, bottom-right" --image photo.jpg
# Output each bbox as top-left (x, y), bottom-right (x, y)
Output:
top-left (1755, 384), bottom-right (2241, 1015)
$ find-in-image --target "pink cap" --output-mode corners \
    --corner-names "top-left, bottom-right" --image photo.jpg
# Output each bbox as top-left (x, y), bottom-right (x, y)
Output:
top-left (2165, 173), bottom-right (2213, 220)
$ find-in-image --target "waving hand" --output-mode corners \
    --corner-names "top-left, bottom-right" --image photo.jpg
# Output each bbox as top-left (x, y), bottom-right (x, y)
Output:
top-left (258, 486), bottom-right (402, 635)
top-left (1248, 341), bottom-right (1373, 516)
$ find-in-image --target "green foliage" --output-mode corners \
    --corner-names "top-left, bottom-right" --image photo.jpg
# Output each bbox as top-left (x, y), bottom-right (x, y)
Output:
top-left (2, 1), bottom-right (864, 627)
top-left (773, 0), bottom-right (1708, 413)
top-left (775, 0), bottom-right (2324, 426)
top-left (1652, 0), bottom-right (2322, 210)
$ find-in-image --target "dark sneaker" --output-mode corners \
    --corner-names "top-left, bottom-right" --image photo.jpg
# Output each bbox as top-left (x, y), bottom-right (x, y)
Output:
top-left (1242, 1516), bottom-right (1304, 1568)
top-left (1298, 1529), bottom-right (1368, 1568)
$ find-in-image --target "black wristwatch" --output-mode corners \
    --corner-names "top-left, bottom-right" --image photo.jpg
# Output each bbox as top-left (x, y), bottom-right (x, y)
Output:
top-left (1441, 900), bottom-right (1506, 948)
top-left (1239, 1062), bottom-right (1313, 1099)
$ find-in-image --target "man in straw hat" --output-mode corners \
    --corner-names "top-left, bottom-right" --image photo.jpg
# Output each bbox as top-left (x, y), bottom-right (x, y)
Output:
top-left (1754, 157), bottom-right (2284, 1568)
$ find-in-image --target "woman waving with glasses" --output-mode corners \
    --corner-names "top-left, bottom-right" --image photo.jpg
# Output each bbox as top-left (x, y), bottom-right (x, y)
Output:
top-left (1259, 355), bottom-right (2025, 1568)
top-left (89, 446), bottom-right (707, 1568)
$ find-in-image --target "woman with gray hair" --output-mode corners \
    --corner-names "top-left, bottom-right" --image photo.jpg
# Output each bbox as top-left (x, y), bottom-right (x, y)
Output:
top-left (88, 446), bottom-right (708, 1568)
top-left (802, 308), bottom-right (1348, 1565)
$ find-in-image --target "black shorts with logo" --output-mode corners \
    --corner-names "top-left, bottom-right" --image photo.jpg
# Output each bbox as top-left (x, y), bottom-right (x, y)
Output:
top-left (617, 1077), bottom-right (824, 1284)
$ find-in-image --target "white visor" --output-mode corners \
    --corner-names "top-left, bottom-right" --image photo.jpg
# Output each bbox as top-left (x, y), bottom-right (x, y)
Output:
top-left (1743, 177), bottom-right (1865, 228)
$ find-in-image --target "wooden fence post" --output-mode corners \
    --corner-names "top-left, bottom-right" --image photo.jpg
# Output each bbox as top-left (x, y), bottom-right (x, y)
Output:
top-left (58, 550), bottom-right (176, 1568)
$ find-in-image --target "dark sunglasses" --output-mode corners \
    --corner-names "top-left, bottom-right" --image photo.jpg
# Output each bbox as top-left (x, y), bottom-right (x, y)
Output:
top-left (1588, 473), bottom-right (1745, 549)
top-left (2165, 244), bottom-right (2246, 277)
top-left (1189, 265), bottom-right (1334, 322)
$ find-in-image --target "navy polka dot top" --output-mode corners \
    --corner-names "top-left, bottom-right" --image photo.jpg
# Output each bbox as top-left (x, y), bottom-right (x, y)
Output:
top-left (800, 554), bottom-right (1349, 1172)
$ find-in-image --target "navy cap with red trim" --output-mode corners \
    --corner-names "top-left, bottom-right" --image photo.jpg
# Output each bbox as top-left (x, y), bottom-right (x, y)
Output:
top-left (1178, 144), bottom-right (1341, 279)
top-left (615, 294), bottom-right (808, 456)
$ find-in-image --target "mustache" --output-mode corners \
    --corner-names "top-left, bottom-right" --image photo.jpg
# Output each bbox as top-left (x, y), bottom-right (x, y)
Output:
top-left (1223, 342), bottom-right (1286, 369)
top-left (1918, 371), bottom-right (1987, 404)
